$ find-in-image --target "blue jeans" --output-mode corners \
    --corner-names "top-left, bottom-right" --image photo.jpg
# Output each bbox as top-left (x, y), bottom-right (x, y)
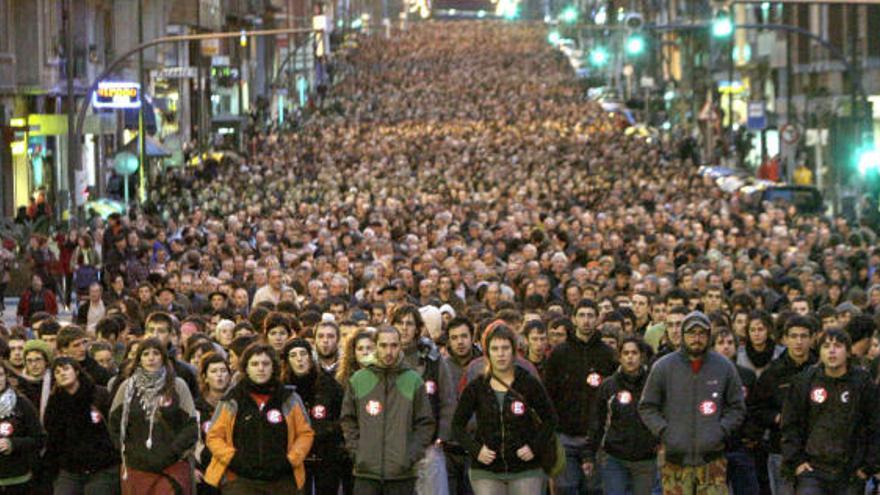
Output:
top-left (726, 450), bottom-right (759, 495)
top-left (600, 454), bottom-right (657, 495)
top-left (53, 465), bottom-right (120, 495)
top-left (768, 453), bottom-right (795, 495)
top-left (554, 434), bottom-right (601, 495)
top-left (795, 471), bottom-right (864, 495)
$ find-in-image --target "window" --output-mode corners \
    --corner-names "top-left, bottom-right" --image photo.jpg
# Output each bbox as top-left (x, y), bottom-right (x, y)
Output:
top-left (0, 0), bottom-right (10, 53)
top-left (869, 6), bottom-right (880, 58)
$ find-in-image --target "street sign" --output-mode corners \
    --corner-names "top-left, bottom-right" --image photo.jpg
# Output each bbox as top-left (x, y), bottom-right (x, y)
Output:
top-left (781, 123), bottom-right (800, 145)
top-left (93, 82), bottom-right (141, 109)
top-left (747, 101), bottom-right (766, 131)
top-left (153, 67), bottom-right (197, 79)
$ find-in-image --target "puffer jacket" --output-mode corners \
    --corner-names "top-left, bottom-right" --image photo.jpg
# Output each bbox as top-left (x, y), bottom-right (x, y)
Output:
top-left (204, 380), bottom-right (314, 488)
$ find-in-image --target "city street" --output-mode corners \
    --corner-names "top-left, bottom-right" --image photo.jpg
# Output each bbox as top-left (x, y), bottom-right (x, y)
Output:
top-left (0, 3), bottom-right (879, 494)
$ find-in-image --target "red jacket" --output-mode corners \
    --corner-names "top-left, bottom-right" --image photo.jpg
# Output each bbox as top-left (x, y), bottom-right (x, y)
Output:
top-left (17, 288), bottom-right (58, 326)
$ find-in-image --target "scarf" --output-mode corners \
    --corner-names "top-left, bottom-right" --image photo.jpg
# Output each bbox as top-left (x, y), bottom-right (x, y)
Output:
top-left (288, 369), bottom-right (317, 405)
top-left (0, 387), bottom-right (17, 419)
top-left (746, 340), bottom-right (775, 369)
top-left (242, 376), bottom-right (279, 396)
top-left (120, 367), bottom-right (167, 479)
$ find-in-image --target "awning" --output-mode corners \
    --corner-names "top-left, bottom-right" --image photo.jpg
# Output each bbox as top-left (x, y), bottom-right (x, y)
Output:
top-left (123, 97), bottom-right (158, 134)
top-left (121, 135), bottom-right (172, 158)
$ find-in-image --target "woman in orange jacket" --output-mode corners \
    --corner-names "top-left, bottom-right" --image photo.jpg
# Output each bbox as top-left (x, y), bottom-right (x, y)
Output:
top-left (205, 342), bottom-right (314, 494)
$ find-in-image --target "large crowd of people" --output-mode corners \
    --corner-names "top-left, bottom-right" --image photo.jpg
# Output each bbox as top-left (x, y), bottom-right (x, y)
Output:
top-left (2, 18), bottom-right (880, 495)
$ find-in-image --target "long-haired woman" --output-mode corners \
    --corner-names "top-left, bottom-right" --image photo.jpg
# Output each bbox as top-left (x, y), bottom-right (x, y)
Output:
top-left (334, 327), bottom-right (376, 386)
top-left (109, 338), bottom-right (198, 494)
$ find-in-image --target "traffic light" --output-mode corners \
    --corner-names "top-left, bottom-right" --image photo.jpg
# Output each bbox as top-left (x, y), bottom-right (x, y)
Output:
top-left (625, 34), bottom-right (645, 56)
top-left (547, 30), bottom-right (561, 45)
top-left (712, 10), bottom-right (733, 38)
top-left (239, 30), bottom-right (247, 47)
top-left (858, 147), bottom-right (880, 177)
top-left (589, 46), bottom-right (609, 66)
top-left (560, 6), bottom-right (578, 24)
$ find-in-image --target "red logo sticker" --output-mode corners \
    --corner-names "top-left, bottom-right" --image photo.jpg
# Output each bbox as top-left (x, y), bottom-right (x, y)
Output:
top-left (366, 400), bottom-right (383, 416)
top-left (810, 387), bottom-right (827, 404)
top-left (617, 391), bottom-right (632, 405)
top-left (586, 373), bottom-right (602, 387)
top-left (90, 408), bottom-right (103, 424)
top-left (510, 400), bottom-right (526, 416)
top-left (312, 405), bottom-right (327, 420)
top-left (698, 400), bottom-right (717, 416)
top-left (0, 421), bottom-right (13, 437)
top-left (159, 395), bottom-right (173, 408)
top-left (425, 380), bottom-right (437, 395)
top-left (266, 409), bottom-right (283, 424)
top-left (202, 421), bottom-right (212, 434)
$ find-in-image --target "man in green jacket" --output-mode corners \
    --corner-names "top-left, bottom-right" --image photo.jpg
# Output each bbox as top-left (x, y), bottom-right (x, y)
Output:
top-left (340, 326), bottom-right (435, 495)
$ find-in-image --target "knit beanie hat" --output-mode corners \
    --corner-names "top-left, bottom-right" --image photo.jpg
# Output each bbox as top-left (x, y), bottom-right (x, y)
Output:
top-left (283, 338), bottom-right (312, 357)
top-left (23, 339), bottom-right (52, 362)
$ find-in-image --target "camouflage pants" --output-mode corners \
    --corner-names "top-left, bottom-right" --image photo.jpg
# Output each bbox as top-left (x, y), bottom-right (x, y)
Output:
top-left (660, 457), bottom-right (727, 495)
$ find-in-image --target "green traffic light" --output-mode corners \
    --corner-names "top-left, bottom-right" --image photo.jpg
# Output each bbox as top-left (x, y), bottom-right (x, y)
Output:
top-left (712, 12), bottom-right (733, 38)
top-left (625, 35), bottom-right (645, 55)
top-left (589, 47), bottom-right (609, 66)
top-left (548, 30), bottom-right (561, 44)
top-left (560, 6), bottom-right (578, 23)
top-left (858, 148), bottom-right (880, 176)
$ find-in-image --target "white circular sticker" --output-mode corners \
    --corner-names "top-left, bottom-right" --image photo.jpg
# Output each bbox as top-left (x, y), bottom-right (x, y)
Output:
top-left (425, 380), bottom-right (437, 395)
top-left (841, 391), bottom-right (850, 403)
top-left (617, 390), bottom-right (632, 405)
top-left (810, 387), bottom-right (827, 404)
top-left (586, 373), bottom-right (602, 388)
top-left (0, 421), bottom-right (14, 437)
top-left (90, 408), bottom-right (103, 424)
top-left (366, 400), bottom-right (383, 416)
top-left (510, 400), bottom-right (526, 416)
top-left (266, 409), bottom-right (283, 424)
top-left (312, 405), bottom-right (327, 420)
top-left (698, 400), bottom-right (717, 416)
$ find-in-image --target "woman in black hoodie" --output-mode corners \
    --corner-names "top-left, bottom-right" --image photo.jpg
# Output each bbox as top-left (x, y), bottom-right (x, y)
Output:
top-left (585, 337), bottom-right (659, 495)
top-left (0, 360), bottom-right (44, 493)
top-left (283, 338), bottom-right (350, 495)
top-left (43, 356), bottom-right (120, 493)
top-left (452, 323), bottom-right (557, 494)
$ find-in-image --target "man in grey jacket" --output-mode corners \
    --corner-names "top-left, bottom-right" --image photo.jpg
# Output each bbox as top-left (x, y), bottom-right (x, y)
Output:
top-left (639, 311), bottom-right (745, 495)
